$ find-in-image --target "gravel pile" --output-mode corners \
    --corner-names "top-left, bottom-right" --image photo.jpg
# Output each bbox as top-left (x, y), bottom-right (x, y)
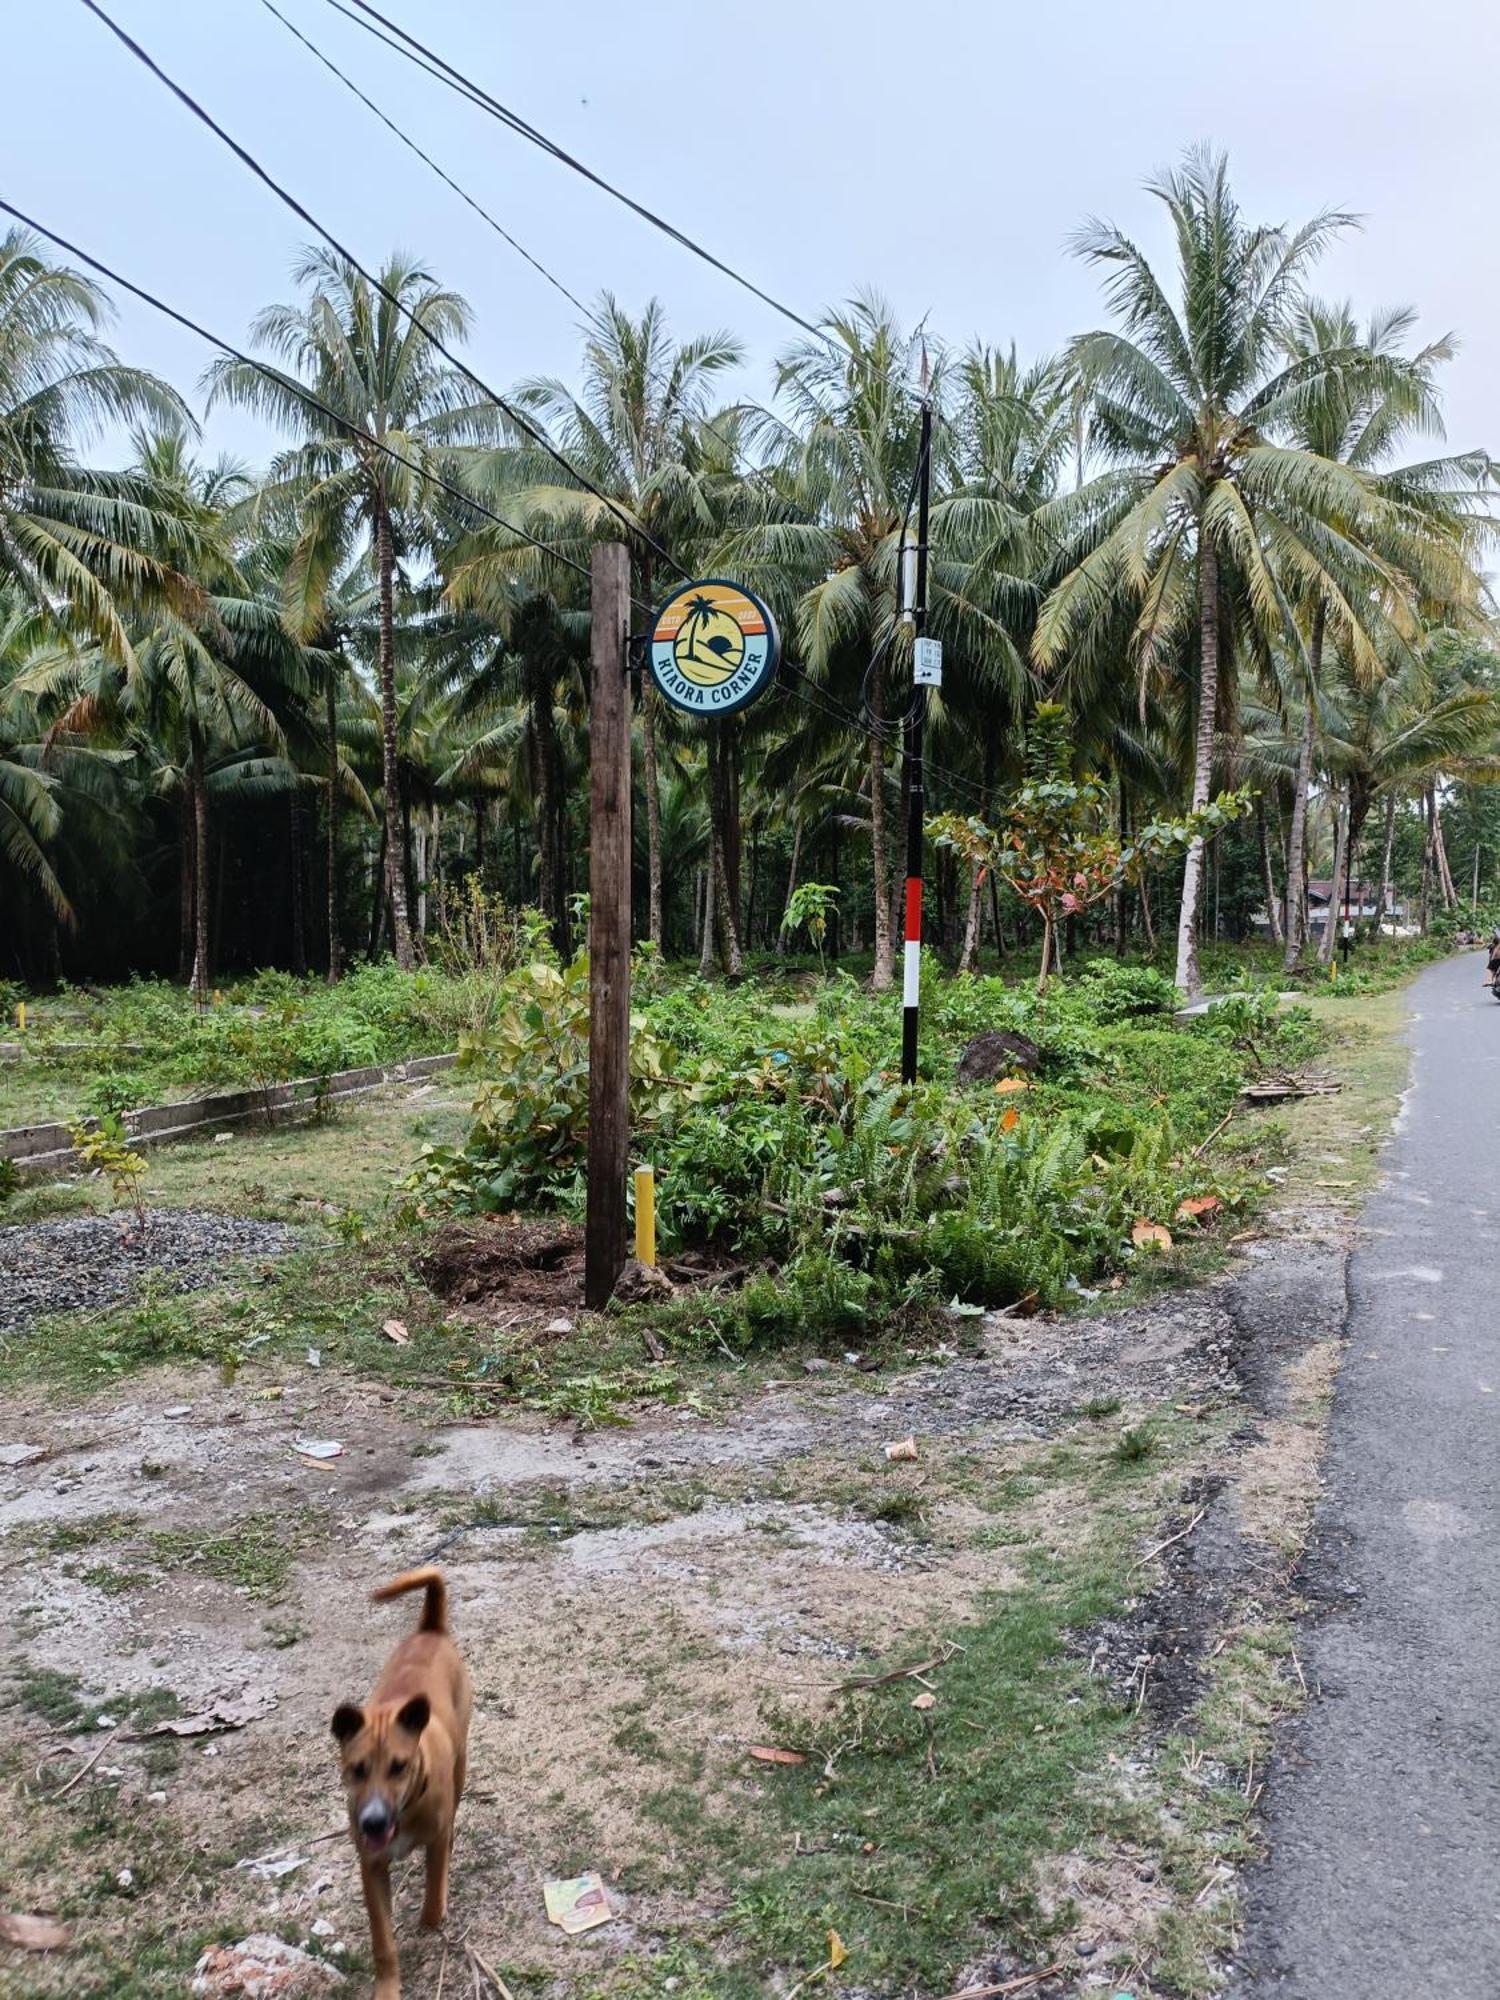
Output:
top-left (0, 1208), bottom-right (298, 1333)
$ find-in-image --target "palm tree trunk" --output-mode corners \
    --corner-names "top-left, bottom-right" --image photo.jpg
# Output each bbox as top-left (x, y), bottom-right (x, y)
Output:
top-left (776, 816), bottom-right (803, 957)
top-left (1175, 531), bottom-right (1220, 995)
top-left (178, 794), bottom-right (195, 984)
top-left (530, 663), bottom-right (570, 957)
top-left (1432, 787), bottom-right (1457, 906)
top-left (188, 727), bottom-right (211, 999)
top-left (1379, 793), bottom-right (1397, 933)
top-left (325, 672), bottom-right (342, 983)
top-left (1115, 783), bottom-right (1131, 958)
top-left (367, 822), bottom-right (388, 960)
top-left (1282, 603), bottom-right (1323, 966)
top-left (289, 793), bottom-right (307, 974)
top-left (375, 494), bottom-right (414, 970)
top-left (1256, 796), bottom-right (1283, 945)
top-left (1318, 792), bottom-right (1348, 964)
top-left (641, 678), bottom-right (665, 951)
top-left (869, 680), bottom-right (894, 990)
top-left (706, 725), bottom-right (743, 976)
top-left (698, 855), bottom-right (716, 976)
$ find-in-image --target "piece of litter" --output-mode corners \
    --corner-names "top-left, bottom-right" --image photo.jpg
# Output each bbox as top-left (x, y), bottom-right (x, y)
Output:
top-left (0, 1912), bottom-right (71, 1952)
top-left (293, 1439), bottom-right (344, 1462)
top-left (545, 1317), bottom-right (574, 1335)
top-left (235, 1850), bottom-right (309, 1883)
top-left (884, 1437), bottom-right (919, 1463)
top-left (748, 1745), bottom-right (806, 1765)
top-left (380, 1319), bottom-right (409, 1345)
top-left (138, 1693), bottom-right (274, 1740)
top-left (543, 1873), bottom-right (614, 1935)
top-left (911, 1691), bottom-right (936, 1711)
top-left (306, 1348), bottom-right (321, 1369)
top-left (95, 1713), bottom-right (117, 1729)
top-left (115, 1869), bottom-right (134, 1891)
top-left (945, 1298), bottom-right (986, 1318)
top-left (163, 1405), bottom-right (193, 1420)
top-left (146, 1791), bottom-right (167, 1804)
top-left (310, 1919), bottom-right (335, 1939)
top-left (0, 1444), bottom-right (45, 1468)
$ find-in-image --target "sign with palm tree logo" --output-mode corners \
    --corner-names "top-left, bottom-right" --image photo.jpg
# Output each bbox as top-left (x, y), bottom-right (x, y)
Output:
top-left (647, 579), bottom-right (779, 716)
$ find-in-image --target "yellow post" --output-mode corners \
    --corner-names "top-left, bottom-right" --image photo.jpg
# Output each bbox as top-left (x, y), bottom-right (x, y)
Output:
top-left (15, 1001), bottom-right (25, 1033)
top-left (633, 1166), bottom-right (657, 1268)
top-left (1330, 960), bottom-right (1338, 982)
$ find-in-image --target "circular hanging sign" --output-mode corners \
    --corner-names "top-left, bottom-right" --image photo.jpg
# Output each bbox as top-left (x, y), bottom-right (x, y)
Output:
top-left (647, 578), bottom-right (780, 717)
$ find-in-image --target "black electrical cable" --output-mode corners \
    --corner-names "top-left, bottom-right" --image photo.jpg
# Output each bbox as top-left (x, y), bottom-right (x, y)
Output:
top-left (0, 196), bottom-right (595, 588)
top-left (76, 0), bottom-right (688, 582)
top-left (254, 0), bottom-right (594, 322)
top-left (319, 0), bottom-right (828, 345)
top-left (256, 0), bottom-right (810, 539)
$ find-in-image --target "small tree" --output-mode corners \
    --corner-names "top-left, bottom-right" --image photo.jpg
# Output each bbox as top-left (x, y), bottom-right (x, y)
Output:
top-left (780, 881), bottom-right (840, 974)
top-left (932, 704), bottom-right (1247, 992)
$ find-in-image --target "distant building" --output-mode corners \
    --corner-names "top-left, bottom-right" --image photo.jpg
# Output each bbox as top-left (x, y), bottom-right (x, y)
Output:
top-left (1250, 881), bottom-right (1408, 936)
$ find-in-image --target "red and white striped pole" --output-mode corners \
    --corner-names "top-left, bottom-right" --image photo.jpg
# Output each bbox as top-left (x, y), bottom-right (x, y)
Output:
top-left (900, 399), bottom-right (935, 1085)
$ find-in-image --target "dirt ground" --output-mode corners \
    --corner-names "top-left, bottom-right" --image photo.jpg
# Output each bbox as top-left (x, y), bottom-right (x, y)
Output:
top-left (1, 1223), bottom-right (1352, 2000)
top-left (0, 1003), bottom-right (1403, 1999)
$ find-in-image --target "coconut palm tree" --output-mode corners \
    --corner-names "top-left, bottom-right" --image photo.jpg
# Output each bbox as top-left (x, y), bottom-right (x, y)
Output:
top-left (1034, 147), bottom-right (1470, 995)
top-left (458, 294), bottom-right (743, 950)
top-left (1273, 302), bottom-right (1491, 964)
top-left (0, 227), bottom-right (202, 670)
top-left (205, 249), bottom-right (502, 968)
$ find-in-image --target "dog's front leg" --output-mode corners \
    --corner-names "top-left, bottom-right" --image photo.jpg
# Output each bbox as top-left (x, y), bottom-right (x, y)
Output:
top-left (420, 1833), bottom-right (451, 1929)
top-left (360, 1859), bottom-right (400, 1999)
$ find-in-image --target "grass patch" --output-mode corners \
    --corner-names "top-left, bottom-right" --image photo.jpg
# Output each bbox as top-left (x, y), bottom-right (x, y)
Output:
top-left (146, 1510), bottom-right (313, 1602)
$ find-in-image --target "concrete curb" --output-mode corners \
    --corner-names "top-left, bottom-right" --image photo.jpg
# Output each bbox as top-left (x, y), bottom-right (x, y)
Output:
top-left (1, 1051), bottom-right (458, 1176)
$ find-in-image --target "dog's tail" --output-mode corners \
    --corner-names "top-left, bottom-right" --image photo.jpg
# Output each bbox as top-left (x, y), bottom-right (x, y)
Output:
top-left (372, 1567), bottom-right (448, 1634)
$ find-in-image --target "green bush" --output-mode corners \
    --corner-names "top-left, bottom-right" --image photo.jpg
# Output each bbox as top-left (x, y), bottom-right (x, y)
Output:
top-left (1074, 958), bottom-right (1180, 1020)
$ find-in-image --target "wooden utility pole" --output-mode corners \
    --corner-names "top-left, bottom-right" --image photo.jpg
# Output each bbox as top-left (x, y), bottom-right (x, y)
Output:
top-left (585, 542), bottom-right (632, 1310)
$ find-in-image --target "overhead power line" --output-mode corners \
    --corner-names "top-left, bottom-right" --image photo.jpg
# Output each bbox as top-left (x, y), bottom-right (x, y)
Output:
top-left (0, 197), bottom-right (594, 588)
top-left (76, 0), bottom-right (687, 581)
top-left (256, 0), bottom-right (805, 530)
top-left (317, 0), bottom-right (829, 346)
top-left (254, 0), bottom-right (593, 322)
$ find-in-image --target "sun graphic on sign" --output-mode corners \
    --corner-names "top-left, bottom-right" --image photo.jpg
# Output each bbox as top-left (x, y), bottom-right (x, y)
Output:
top-left (672, 593), bottom-right (747, 687)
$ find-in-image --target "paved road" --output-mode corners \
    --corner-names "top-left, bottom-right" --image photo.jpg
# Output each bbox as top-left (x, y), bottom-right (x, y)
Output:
top-left (1232, 951), bottom-right (1500, 1996)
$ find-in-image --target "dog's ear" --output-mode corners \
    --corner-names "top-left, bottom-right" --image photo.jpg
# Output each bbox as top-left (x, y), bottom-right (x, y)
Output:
top-left (331, 1704), bottom-right (365, 1745)
top-left (395, 1693), bottom-right (430, 1738)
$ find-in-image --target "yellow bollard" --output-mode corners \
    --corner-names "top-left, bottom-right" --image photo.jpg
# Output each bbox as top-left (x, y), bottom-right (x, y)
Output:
top-left (634, 1166), bottom-right (657, 1269)
top-left (1329, 960), bottom-right (1338, 982)
top-left (15, 1001), bottom-right (25, 1033)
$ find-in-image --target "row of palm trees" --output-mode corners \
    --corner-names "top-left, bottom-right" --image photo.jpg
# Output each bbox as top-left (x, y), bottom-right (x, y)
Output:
top-left (2, 148), bottom-right (1495, 997)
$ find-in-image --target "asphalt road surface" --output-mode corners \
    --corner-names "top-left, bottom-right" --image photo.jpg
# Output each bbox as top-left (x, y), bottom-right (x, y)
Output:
top-left (1232, 950), bottom-right (1500, 1995)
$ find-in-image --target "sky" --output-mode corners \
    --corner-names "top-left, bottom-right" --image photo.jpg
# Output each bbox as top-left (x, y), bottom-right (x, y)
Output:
top-left (8, 0), bottom-right (1500, 473)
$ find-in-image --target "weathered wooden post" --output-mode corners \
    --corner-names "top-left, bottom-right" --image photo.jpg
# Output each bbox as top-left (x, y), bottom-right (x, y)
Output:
top-left (585, 542), bottom-right (632, 1309)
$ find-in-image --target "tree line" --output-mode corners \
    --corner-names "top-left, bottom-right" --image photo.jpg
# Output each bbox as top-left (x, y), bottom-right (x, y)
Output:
top-left (3, 148), bottom-right (1495, 998)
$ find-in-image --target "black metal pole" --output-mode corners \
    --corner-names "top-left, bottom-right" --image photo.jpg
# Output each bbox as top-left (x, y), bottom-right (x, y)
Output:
top-left (900, 401), bottom-right (933, 1085)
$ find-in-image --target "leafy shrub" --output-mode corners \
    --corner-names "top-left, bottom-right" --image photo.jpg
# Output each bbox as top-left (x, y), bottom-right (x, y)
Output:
top-left (407, 953), bottom-right (688, 1211)
top-left (1074, 958), bottom-right (1180, 1020)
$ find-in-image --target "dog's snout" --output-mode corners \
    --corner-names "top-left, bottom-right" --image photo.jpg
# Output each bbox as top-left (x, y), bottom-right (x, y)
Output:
top-left (358, 1798), bottom-right (394, 1838)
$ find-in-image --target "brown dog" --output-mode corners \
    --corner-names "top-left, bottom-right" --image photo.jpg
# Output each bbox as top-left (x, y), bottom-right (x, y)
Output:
top-left (332, 1569), bottom-right (471, 2000)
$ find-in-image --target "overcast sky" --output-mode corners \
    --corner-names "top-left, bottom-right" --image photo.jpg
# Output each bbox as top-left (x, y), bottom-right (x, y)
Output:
top-left (8, 0), bottom-right (1499, 472)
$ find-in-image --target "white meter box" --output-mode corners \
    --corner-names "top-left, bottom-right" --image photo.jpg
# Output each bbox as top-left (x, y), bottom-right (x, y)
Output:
top-left (913, 636), bottom-right (943, 686)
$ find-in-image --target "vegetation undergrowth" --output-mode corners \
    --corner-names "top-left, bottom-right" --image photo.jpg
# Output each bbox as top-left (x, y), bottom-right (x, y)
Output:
top-left (404, 943), bottom-right (1328, 1331)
